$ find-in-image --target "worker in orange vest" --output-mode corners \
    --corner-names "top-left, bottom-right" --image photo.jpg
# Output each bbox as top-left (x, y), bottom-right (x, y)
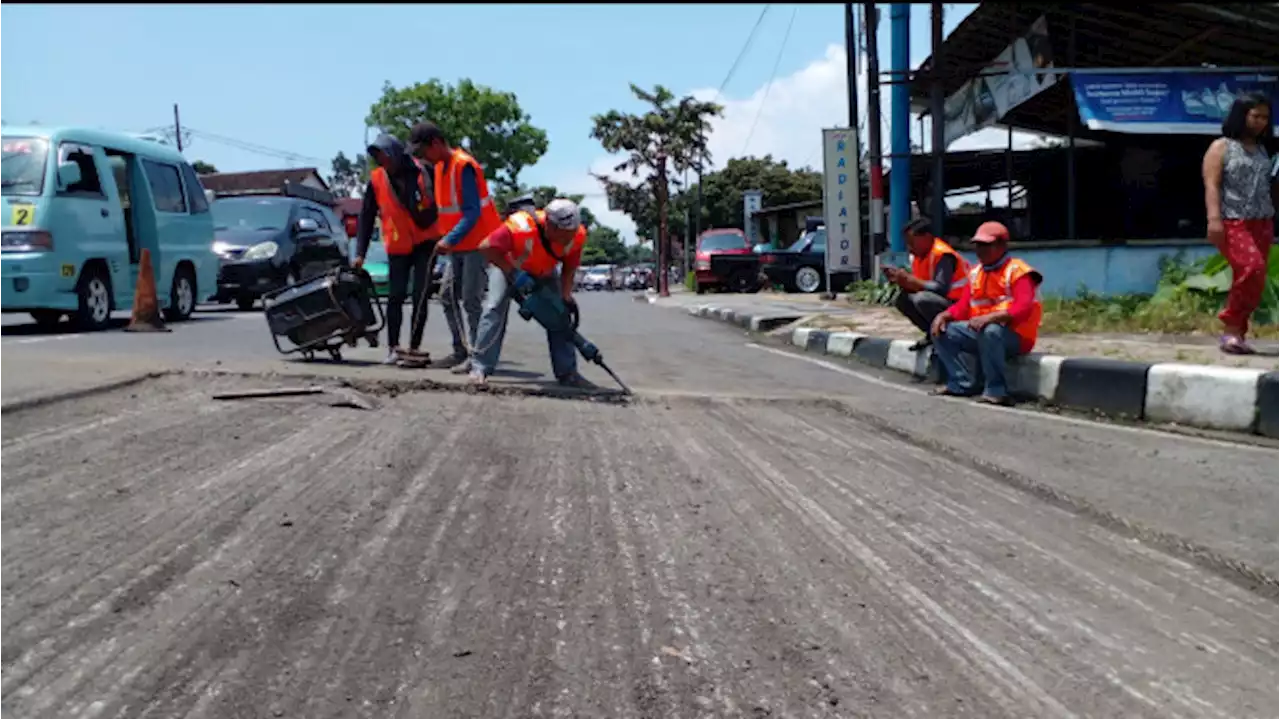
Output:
top-left (408, 122), bottom-right (504, 373)
top-left (466, 199), bottom-right (592, 389)
top-left (351, 133), bottom-right (439, 366)
top-left (929, 221), bottom-right (1043, 406)
top-left (884, 215), bottom-right (970, 350)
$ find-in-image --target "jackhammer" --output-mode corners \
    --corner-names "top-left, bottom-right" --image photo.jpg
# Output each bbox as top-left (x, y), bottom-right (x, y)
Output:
top-left (509, 279), bottom-right (632, 395)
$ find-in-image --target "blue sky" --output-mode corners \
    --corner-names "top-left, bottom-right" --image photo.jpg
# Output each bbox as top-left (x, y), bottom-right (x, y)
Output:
top-left (3, 3), bottom-right (1023, 239)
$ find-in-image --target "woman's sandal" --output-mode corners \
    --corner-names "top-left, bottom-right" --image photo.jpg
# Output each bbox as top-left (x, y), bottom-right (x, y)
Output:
top-left (1220, 335), bottom-right (1257, 355)
top-left (977, 394), bottom-right (1014, 407)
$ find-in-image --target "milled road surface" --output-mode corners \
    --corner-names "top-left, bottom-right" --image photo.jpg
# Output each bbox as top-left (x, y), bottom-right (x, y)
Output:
top-left (2, 294), bottom-right (1278, 717)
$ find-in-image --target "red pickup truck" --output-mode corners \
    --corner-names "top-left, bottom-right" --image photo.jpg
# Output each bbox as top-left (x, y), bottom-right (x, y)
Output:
top-left (693, 229), bottom-right (761, 294)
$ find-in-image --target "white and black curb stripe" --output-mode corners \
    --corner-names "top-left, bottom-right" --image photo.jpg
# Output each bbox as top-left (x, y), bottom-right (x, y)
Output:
top-left (684, 303), bottom-right (1279, 439)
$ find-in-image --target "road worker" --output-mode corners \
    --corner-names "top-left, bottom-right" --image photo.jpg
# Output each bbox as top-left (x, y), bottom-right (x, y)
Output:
top-left (467, 198), bottom-right (593, 389)
top-left (885, 215), bottom-right (970, 350)
top-left (407, 121), bottom-right (503, 372)
top-left (351, 133), bottom-right (439, 366)
top-left (929, 221), bottom-right (1043, 406)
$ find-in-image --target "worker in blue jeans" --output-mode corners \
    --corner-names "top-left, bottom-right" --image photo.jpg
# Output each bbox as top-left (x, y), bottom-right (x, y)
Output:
top-left (928, 221), bottom-right (1044, 406)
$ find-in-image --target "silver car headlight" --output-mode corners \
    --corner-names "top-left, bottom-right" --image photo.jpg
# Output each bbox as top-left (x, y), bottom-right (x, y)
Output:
top-left (242, 241), bottom-right (279, 261)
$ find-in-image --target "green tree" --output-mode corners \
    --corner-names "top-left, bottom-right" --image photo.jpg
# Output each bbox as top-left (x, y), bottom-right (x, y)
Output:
top-left (192, 160), bottom-right (218, 174)
top-left (590, 84), bottom-right (721, 295)
top-left (580, 225), bottom-right (628, 266)
top-left (327, 151), bottom-right (368, 197)
top-left (682, 155), bottom-right (823, 231)
top-left (492, 184), bottom-right (597, 228)
top-left (365, 79), bottom-right (549, 191)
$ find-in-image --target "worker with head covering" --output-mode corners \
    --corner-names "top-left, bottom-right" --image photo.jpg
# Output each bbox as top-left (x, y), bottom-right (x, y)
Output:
top-left (467, 198), bottom-right (592, 389)
top-left (351, 133), bottom-right (439, 366)
top-left (407, 121), bottom-right (503, 373)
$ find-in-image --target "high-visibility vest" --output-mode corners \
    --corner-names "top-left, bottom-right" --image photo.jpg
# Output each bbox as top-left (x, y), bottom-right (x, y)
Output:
top-left (910, 237), bottom-right (969, 301)
top-left (432, 148), bottom-right (502, 251)
top-left (370, 166), bottom-right (435, 255)
top-left (505, 210), bottom-right (586, 278)
top-left (967, 256), bottom-right (1043, 349)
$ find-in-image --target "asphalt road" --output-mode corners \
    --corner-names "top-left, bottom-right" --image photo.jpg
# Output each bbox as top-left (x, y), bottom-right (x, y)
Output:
top-left (2, 293), bottom-right (1277, 718)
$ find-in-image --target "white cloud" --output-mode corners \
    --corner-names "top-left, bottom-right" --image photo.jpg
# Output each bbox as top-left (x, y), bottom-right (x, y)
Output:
top-left (564, 43), bottom-right (1056, 243)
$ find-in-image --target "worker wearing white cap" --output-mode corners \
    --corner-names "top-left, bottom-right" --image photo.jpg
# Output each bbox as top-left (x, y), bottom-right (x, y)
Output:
top-left (466, 198), bottom-right (593, 388)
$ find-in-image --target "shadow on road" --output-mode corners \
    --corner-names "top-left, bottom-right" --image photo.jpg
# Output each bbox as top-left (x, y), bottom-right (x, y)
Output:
top-left (2, 314), bottom-right (235, 337)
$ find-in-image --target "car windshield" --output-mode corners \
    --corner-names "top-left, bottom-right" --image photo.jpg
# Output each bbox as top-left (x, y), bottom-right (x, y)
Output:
top-left (787, 233), bottom-right (813, 252)
top-left (211, 197), bottom-right (292, 231)
top-left (788, 228), bottom-right (827, 252)
top-left (364, 242), bottom-right (388, 263)
top-left (2, 137), bottom-right (49, 197)
top-left (699, 233), bottom-right (747, 251)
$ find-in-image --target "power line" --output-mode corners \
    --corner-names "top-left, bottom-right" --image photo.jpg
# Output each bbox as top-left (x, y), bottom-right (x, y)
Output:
top-left (714, 4), bottom-right (772, 102)
top-left (740, 5), bottom-right (798, 156)
top-left (183, 127), bottom-right (325, 166)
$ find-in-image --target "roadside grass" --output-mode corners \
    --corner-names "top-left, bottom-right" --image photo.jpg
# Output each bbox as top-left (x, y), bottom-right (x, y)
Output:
top-left (845, 250), bottom-right (1280, 339)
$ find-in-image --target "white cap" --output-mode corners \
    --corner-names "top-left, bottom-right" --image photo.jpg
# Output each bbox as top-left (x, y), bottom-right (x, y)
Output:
top-left (545, 198), bottom-right (581, 231)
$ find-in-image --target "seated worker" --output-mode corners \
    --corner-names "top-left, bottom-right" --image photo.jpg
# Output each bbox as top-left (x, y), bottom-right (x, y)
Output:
top-left (351, 133), bottom-right (439, 367)
top-left (928, 221), bottom-right (1043, 406)
top-left (884, 216), bottom-right (969, 350)
top-left (468, 198), bottom-right (593, 389)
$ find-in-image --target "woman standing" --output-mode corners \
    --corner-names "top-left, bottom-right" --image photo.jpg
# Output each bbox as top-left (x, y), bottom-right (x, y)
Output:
top-left (1202, 93), bottom-right (1275, 354)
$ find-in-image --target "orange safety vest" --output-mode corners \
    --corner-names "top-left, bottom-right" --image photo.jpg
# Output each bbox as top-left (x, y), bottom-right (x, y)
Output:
top-left (433, 148), bottom-right (502, 252)
top-left (370, 165), bottom-right (436, 255)
top-left (967, 257), bottom-right (1043, 350)
top-left (910, 238), bottom-right (969, 301)
top-left (505, 210), bottom-right (586, 278)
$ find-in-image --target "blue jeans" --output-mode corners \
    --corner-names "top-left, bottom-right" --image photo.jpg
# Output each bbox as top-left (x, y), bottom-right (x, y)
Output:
top-left (441, 251), bottom-right (486, 357)
top-left (932, 322), bottom-right (1024, 398)
top-left (471, 267), bottom-right (578, 380)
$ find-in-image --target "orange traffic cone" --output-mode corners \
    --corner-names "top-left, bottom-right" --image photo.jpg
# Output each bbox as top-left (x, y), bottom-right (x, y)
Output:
top-left (124, 248), bottom-right (171, 333)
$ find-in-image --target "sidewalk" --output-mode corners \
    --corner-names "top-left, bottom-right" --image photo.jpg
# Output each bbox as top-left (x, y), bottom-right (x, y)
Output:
top-left (653, 291), bottom-right (1279, 439)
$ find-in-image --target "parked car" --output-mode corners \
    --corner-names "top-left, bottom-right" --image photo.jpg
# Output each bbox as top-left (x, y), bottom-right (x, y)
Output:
top-left (357, 239), bottom-right (446, 299)
top-left (581, 266), bottom-right (614, 291)
top-left (693, 228), bottom-right (760, 294)
top-left (759, 225), bottom-right (856, 293)
top-left (210, 192), bottom-right (348, 310)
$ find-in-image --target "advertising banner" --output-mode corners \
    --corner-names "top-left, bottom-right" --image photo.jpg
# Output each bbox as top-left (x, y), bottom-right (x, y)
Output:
top-left (821, 128), bottom-right (862, 274)
top-left (941, 15), bottom-right (1056, 148)
top-left (1070, 71), bottom-right (1279, 135)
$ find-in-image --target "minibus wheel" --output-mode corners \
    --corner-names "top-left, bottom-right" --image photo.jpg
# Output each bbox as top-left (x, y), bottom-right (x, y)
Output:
top-left (74, 264), bottom-right (113, 332)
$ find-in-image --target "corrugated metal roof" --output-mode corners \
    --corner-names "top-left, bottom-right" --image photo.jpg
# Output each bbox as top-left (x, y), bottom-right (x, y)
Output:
top-left (911, 3), bottom-right (1278, 138)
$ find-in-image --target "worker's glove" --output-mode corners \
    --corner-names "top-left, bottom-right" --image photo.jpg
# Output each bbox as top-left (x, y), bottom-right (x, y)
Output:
top-left (512, 271), bottom-right (537, 294)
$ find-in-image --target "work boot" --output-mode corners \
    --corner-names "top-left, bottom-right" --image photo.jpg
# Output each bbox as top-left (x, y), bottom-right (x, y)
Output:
top-left (557, 372), bottom-right (598, 390)
top-left (431, 350), bottom-right (468, 369)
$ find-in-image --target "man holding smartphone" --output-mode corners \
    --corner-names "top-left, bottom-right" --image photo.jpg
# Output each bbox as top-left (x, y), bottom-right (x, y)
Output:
top-left (884, 216), bottom-right (969, 350)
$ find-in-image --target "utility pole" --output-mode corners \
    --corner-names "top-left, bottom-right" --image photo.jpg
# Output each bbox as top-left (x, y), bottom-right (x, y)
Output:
top-left (930, 1), bottom-right (946, 238)
top-left (863, 3), bottom-right (886, 270)
top-left (173, 103), bottom-right (183, 152)
top-left (843, 2), bottom-right (864, 282)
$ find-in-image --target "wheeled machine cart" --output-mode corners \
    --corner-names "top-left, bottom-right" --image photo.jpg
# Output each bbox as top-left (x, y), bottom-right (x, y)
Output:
top-left (262, 267), bottom-right (384, 362)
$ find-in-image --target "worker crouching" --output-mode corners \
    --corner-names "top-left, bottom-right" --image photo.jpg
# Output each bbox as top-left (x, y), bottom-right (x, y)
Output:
top-left (469, 199), bottom-right (594, 389)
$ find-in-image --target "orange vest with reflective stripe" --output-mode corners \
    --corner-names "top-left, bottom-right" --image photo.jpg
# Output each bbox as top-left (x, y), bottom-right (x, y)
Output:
top-left (967, 257), bottom-right (1043, 349)
top-left (370, 165), bottom-right (435, 256)
top-left (433, 148), bottom-right (502, 252)
top-left (911, 238), bottom-right (970, 301)
top-left (505, 210), bottom-right (586, 278)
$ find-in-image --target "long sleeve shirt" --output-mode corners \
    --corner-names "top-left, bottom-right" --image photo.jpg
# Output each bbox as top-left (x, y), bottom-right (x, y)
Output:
top-left (354, 163), bottom-right (437, 259)
top-left (944, 273), bottom-right (1038, 353)
top-left (440, 165), bottom-right (480, 249)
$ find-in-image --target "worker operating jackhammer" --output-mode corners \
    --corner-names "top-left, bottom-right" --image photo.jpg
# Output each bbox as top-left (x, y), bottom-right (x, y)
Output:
top-left (466, 198), bottom-right (594, 389)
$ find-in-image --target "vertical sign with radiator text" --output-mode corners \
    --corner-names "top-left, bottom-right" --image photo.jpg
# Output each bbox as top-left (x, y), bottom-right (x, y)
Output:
top-left (821, 128), bottom-right (862, 274)
top-left (742, 189), bottom-right (764, 245)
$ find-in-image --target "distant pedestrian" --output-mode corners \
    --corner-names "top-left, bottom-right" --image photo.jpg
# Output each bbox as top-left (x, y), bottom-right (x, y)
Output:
top-left (1202, 93), bottom-right (1275, 355)
top-left (885, 215), bottom-right (969, 350)
top-left (929, 221), bottom-right (1043, 406)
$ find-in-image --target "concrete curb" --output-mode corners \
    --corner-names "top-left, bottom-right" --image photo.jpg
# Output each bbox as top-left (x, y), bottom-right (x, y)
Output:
top-left (684, 303), bottom-right (1278, 438)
